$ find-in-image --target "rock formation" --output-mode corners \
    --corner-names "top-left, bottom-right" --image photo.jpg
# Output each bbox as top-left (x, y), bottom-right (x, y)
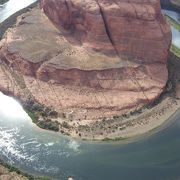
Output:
top-left (0, 0), bottom-right (171, 120)
top-left (40, 0), bottom-right (171, 62)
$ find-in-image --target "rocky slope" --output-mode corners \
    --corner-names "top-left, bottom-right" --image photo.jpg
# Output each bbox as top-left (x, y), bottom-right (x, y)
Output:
top-left (0, 165), bottom-right (27, 180)
top-left (0, 0), bottom-right (171, 120)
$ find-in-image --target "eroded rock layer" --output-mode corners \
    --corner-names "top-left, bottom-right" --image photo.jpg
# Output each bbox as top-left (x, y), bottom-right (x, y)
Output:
top-left (0, 0), bottom-right (171, 120)
top-left (40, 0), bottom-right (171, 62)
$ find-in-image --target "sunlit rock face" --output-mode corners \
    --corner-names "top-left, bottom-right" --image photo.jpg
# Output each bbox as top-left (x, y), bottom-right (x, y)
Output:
top-left (40, 0), bottom-right (171, 62)
top-left (0, 0), bottom-right (171, 119)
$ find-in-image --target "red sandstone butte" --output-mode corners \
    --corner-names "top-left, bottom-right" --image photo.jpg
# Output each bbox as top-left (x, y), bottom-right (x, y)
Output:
top-left (0, 0), bottom-right (171, 120)
top-left (40, 0), bottom-right (171, 61)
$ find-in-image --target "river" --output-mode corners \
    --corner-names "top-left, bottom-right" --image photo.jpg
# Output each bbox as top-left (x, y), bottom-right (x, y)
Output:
top-left (0, 0), bottom-right (37, 22)
top-left (1, 93), bottom-right (180, 180)
top-left (0, 1), bottom-right (180, 180)
top-left (162, 9), bottom-right (180, 48)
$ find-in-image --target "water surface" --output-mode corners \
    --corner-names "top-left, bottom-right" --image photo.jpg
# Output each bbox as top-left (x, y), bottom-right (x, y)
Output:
top-left (163, 9), bottom-right (180, 23)
top-left (0, 0), bottom-right (37, 22)
top-left (1, 92), bottom-right (180, 180)
top-left (162, 9), bottom-right (180, 48)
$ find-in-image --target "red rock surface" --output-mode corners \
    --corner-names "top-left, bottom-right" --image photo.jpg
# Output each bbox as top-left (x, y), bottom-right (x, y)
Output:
top-left (40, 0), bottom-right (171, 61)
top-left (0, 0), bottom-right (171, 120)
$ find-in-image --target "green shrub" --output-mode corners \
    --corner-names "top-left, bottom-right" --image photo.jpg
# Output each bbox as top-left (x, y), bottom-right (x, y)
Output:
top-left (41, 112), bottom-right (47, 117)
top-left (102, 137), bottom-right (112, 141)
top-left (122, 113), bottom-right (128, 118)
top-left (0, 159), bottom-right (51, 180)
top-left (130, 109), bottom-right (142, 116)
top-left (62, 121), bottom-right (70, 129)
top-left (113, 115), bottom-right (119, 119)
top-left (49, 110), bottom-right (58, 117)
top-left (171, 44), bottom-right (180, 57)
top-left (38, 119), bottom-right (59, 132)
top-left (45, 107), bottom-right (51, 113)
top-left (32, 104), bottom-right (44, 112)
top-left (25, 110), bottom-right (39, 123)
top-left (102, 137), bottom-right (127, 141)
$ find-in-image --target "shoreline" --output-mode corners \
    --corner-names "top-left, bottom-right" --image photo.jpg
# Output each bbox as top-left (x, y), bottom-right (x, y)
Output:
top-left (0, 159), bottom-right (51, 180)
top-left (31, 89), bottom-right (180, 143)
top-left (20, 47), bottom-right (180, 141)
top-left (21, 50), bottom-right (180, 141)
top-left (0, 1), bottom-right (39, 40)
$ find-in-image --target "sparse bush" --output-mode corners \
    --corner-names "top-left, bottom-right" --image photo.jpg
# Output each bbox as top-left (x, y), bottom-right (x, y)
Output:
top-left (49, 110), bottom-right (58, 117)
top-left (113, 115), bottom-right (119, 119)
top-left (0, 159), bottom-right (51, 179)
top-left (122, 113), bottom-right (128, 118)
top-left (38, 119), bottom-right (59, 132)
top-left (102, 137), bottom-right (127, 141)
top-left (32, 104), bottom-right (44, 112)
top-left (25, 110), bottom-right (39, 123)
top-left (45, 107), bottom-right (51, 113)
top-left (102, 118), bottom-right (106, 122)
top-left (62, 121), bottom-right (70, 129)
top-left (41, 112), bottom-right (47, 117)
top-left (130, 109), bottom-right (142, 116)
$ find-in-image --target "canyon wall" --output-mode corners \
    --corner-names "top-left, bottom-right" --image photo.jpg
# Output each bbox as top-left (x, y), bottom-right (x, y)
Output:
top-left (40, 0), bottom-right (171, 62)
top-left (0, 0), bottom-right (171, 120)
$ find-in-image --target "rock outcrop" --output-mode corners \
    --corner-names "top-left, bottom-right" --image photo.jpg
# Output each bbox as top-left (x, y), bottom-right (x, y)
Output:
top-left (40, 0), bottom-right (171, 62)
top-left (0, 0), bottom-right (171, 120)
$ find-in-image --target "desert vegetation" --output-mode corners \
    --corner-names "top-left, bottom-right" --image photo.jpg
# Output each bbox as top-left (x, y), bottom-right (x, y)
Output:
top-left (24, 101), bottom-right (60, 132)
top-left (0, 159), bottom-right (50, 180)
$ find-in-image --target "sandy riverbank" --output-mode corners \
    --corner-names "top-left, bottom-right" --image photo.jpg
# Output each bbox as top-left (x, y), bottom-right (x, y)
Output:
top-left (44, 51), bottom-right (180, 141)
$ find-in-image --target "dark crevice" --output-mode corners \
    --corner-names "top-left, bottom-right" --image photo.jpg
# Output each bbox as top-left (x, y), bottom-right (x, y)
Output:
top-left (64, 0), bottom-right (72, 28)
top-left (64, 0), bottom-right (69, 12)
top-left (96, 0), bottom-right (119, 56)
top-left (95, 0), bottom-right (151, 104)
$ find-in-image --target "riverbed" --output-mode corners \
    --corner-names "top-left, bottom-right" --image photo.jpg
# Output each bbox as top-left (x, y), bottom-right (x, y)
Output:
top-left (1, 1), bottom-right (180, 180)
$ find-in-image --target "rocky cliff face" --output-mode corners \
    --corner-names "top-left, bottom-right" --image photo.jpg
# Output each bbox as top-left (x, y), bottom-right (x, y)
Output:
top-left (40, 0), bottom-right (171, 62)
top-left (0, 0), bottom-right (171, 120)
